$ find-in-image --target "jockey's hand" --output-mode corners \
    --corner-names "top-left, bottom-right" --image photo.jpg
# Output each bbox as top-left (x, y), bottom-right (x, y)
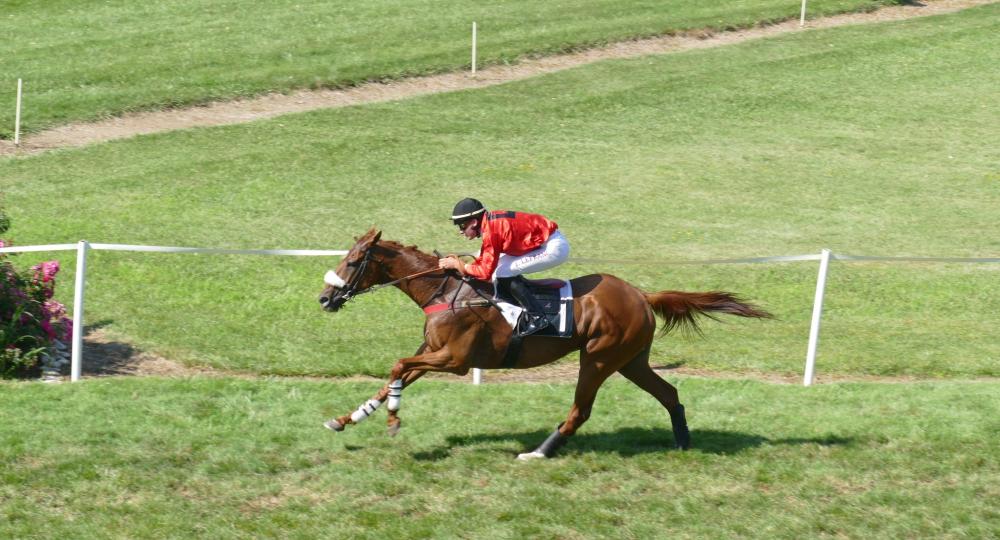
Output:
top-left (438, 256), bottom-right (465, 274)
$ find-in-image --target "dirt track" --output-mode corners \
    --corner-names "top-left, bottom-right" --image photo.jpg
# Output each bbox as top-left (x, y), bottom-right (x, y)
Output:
top-left (1, 0), bottom-right (993, 158)
top-left (77, 328), bottom-right (996, 384)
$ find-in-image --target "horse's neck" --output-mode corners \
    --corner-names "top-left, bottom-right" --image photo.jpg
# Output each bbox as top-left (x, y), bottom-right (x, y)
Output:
top-left (382, 244), bottom-right (461, 306)
top-left (383, 244), bottom-right (435, 275)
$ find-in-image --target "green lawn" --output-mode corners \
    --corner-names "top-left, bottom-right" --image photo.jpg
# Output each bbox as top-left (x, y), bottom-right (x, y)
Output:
top-left (1, 0), bottom-right (900, 137)
top-left (2, 377), bottom-right (997, 538)
top-left (1, 5), bottom-right (998, 377)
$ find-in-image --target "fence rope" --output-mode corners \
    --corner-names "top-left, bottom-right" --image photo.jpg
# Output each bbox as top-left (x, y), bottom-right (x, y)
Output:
top-left (1, 242), bottom-right (996, 384)
top-left (3, 243), bottom-right (997, 263)
top-left (1, 243), bottom-right (347, 256)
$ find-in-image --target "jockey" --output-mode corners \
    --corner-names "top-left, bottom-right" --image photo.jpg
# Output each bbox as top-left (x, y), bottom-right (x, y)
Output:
top-left (438, 197), bottom-right (570, 336)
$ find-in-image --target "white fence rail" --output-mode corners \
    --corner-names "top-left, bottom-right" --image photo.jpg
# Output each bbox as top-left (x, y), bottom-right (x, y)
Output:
top-left (2, 241), bottom-right (997, 385)
top-left (1, 241), bottom-right (347, 382)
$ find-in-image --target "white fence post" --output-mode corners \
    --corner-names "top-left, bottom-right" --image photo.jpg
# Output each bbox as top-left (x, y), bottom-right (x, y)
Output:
top-left (473, 367), bottom-right (482, 385)
top-left (471, 22), bottom-right (478, 75)
top-left (803, 249), bottom-right (831, 386)
top-left (14, 78), bottom-right (23, 147)
top-left (70, 240), bottom-right (89, 382)
top-left (800, 0), bottom-right (808, 26)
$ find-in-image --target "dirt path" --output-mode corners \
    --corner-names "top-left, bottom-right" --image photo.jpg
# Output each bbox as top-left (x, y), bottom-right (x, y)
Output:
top-left (1, 0), bottom-right (993, 158)
top-left (72, 329), bottom-right (995, 385)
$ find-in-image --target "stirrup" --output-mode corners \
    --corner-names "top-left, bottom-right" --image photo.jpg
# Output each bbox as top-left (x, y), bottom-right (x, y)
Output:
top-left (518, 313), bottom-right (550, 337)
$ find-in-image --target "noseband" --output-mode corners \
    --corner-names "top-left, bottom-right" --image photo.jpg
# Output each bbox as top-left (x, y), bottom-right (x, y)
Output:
top-left (330, 249), bottom-right (377, 305)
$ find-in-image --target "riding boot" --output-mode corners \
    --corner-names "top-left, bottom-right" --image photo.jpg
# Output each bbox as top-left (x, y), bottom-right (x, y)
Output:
top-left (503, 276), bottom-right (551, 337)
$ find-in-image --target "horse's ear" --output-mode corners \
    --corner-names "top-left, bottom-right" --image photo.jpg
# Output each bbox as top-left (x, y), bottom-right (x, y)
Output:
top-left (372, 230), bottom-right (382, 244)
top-left (357, 228), bottom-right (378, 246)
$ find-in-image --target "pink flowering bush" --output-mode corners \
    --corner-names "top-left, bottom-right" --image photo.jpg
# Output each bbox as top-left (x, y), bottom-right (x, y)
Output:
top-left (0, 213), bottom-right (72, 378)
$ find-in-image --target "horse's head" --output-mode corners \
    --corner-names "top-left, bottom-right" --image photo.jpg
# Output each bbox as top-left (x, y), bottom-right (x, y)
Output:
top-left (318, 228), bottom-right (385, 312)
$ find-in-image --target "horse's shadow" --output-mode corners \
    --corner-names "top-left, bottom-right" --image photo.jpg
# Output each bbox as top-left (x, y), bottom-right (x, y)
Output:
top-left (412, 427), bottom-right (852, 461)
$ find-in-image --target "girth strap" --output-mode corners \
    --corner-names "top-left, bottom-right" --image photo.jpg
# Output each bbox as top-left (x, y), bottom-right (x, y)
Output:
top-left (501, 332), bottom-right (523, 368)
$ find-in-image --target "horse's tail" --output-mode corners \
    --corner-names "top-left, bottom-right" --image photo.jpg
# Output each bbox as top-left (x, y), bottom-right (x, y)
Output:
top-left (643, 291), bottom-right (772, 336)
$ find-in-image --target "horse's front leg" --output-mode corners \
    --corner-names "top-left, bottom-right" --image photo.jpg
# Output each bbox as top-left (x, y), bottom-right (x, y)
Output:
top-left (323, 343), bottom-right (430, 433)
top-left (384, 347), bottom-right (463, 436)
top-left (323, 369), bottom-right (425, 433)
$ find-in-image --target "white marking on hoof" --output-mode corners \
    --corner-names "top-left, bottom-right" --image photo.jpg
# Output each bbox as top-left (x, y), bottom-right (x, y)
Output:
top-left (516, 451), bottom-right (547, 461)
top-left (323, 419), bottom-right (344, 432)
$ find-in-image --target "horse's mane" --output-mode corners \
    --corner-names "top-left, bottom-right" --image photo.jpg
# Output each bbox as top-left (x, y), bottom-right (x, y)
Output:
top-left (372, 240), bottom-right (438, 266)
top-left (373, 239), bottom-right (492, 294)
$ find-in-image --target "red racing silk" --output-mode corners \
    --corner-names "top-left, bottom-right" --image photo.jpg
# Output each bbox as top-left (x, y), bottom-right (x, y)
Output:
top-left (463, 210), bottom-right (558, 281)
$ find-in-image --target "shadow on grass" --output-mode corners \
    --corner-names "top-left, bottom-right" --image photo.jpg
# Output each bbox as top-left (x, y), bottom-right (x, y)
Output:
top-left (79, 320), bottom-right (134, 375)
top-left (412, 427), bottom-right (852, 461)
top-left (77, 320), bottom-right (168, 376)
top-left (1, 320), bottom-right (126, 380)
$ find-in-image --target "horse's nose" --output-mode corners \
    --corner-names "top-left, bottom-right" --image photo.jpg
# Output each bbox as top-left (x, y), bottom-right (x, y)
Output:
top-left (319, 294), bottom-right (330, 307)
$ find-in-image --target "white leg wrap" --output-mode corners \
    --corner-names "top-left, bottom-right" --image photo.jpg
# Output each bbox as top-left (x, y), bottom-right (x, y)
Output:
top-left (350, 399), bottom-right (382, 423)
top-left (387, 379), bottom-right (403, 412)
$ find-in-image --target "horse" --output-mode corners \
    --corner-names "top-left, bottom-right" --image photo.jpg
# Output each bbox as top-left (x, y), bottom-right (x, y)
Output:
top-left (318, 228), bottom-right (771, 459)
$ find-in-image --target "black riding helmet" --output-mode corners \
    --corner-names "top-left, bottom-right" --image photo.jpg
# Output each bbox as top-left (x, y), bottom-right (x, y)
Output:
top-left (451, 198), bottom-right (486, 225)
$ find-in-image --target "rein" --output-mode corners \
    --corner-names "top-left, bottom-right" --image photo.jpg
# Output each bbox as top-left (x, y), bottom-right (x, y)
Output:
top-left (333, 246), bottom-right (495, 313)
top-left (349, 264), bottom-right (445, 300)
top-left (334, 247), bottom-right (450, 305)
top-left (366, 266), bottom-right (444, 294)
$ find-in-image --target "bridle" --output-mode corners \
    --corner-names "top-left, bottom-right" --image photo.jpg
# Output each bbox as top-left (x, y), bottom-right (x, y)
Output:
top-left (325, 244), bottom-right (449, 308)
top-left (330, 248), bottom-right (377, 304)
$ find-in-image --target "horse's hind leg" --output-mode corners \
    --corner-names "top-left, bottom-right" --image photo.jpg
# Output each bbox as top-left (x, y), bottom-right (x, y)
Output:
top-left (517, 352), bottom-right (616, 460)
top-left (618, 348), bottom-right (690, 450)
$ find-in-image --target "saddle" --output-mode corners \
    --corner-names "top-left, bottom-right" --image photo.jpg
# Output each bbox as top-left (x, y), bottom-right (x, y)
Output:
top-left (494, 278), bottom-right (572, 338)
top-left (495, 278), bottom-right (574, 368)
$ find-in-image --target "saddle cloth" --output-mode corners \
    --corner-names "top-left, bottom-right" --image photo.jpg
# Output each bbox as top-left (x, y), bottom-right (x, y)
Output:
top-left (496, 279), bottom-right (574, 338)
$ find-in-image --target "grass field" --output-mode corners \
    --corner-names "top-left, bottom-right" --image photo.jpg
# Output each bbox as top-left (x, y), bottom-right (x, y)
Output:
top-left (0, 0), bottom-right (899, 137)
top-left (2, 3), bottom-right (998, 539)
top-left (1, 4), bottom-right (997, 378)
top-left (2, 377), bottom-right (998, 538)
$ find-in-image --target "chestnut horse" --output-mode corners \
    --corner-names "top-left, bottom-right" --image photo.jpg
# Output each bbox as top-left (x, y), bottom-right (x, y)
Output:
top-left (318, 229), bottom-right (771, 459)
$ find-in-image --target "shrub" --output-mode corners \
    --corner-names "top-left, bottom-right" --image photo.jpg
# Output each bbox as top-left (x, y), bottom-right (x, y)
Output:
top-left (0, 209), bottom-right (71, 378)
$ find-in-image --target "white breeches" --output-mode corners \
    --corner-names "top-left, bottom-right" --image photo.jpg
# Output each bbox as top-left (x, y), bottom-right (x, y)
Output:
top-left (493, 230), bottom-right (570, 279)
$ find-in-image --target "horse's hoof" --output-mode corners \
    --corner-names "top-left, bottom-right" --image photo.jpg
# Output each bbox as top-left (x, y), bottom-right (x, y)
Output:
top-left (516, 451), bottom-right (547, 461)
top-left (323, 419), bottom-right (344, 432)
top-left (674, 432), bottom-right (691, 450)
